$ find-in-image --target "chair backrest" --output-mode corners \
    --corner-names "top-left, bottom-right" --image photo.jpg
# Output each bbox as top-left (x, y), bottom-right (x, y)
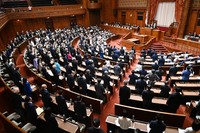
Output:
top-left (0, 112), bottom-right (26, 133)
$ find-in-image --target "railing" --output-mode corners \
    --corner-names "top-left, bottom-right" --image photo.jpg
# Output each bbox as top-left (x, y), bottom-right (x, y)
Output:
top-left (162, 37), bottom-right (200, 55)
top-left (6, 5), bottom-right (85, 19)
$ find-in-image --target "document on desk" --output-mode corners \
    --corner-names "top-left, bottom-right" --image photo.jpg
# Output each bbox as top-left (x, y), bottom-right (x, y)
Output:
top-left (36, 107), bottom-right (44, 116)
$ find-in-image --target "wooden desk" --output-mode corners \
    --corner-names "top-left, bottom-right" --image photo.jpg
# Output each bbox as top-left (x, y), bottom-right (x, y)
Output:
top-left (115, 104), bottom-right (186, 128)
top-left (175, 82), bottom-right (200, 90)
top-left (106, 115), bottom-right (147, 133)
top-left (170, 76), bottom-right (200, 86)
top-left (39, 113), bottom-right (79, 133)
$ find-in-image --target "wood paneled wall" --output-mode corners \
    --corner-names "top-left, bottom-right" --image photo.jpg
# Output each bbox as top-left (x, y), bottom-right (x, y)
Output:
top-left (117, 9), bottom-right (146, 26)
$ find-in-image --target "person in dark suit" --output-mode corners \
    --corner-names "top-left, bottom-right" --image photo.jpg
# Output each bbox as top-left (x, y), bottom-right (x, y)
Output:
top-left (124, 52), bottom-right (130, 65)
top-left (23, 96), bottom-right (38, 125)
top-left (76, 52), bottom-right (82, 66)
top-left (72, 58), bottom-right (78, 72)
top-left (160, 81), bottom-right (170, 98)
top-left (77, 73), bottom-right (88, 95)
top-left (95, 79), bottom-right (106, 103)
top-left (119, 81), bottom-right (131, 105)
top-left (88, 118), bottom-right (104, 133)
top-left (23, 78), bottom-right (32, 97)
top-left (40, 84), bottom-right (52, 109)
top-left (139, 66), bottom-right (148, 76)
top-left (12, 67), bottom-right (23, 92)
top-left (67, 73), bottom-right (75, 90)
top-left (51, 65), bottom-right (60, 86)
top-left (166, 64), bottom-right (178, 80)
top-left (135, 75), bottom-right (147, 94)
top-left (155, 67), bottom-right (164, 81)
top-left (55, 90), bottom-right (69, 117)
top-left (44, 107), bottom-right (59, 133)
top-left (167, 88), bottom-right (186, 113)
top-left (142, 86), bottom-right (154, 109)
top-left (149, 114), bottom-right (166, 133)
top-left (11, 87), bottom-right (25, 118)
top-left (74, 96), bottom-right (87, 123)
top-left (152, 61), bottom-right (159, 70)
top-left (158, 56), bottom-right (165, 66)
top-left (102, 71), bottom-right (113, 95)
top-left (128, 70), bottom-right (138, 85)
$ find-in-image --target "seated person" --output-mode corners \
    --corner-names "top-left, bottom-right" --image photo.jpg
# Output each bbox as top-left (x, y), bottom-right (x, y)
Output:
top-left (88, 118), bottom-right (104, 133)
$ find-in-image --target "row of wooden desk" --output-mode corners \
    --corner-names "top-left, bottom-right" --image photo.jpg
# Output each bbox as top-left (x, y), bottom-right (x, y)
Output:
top-left (106, 115), bottom-right (179, 133)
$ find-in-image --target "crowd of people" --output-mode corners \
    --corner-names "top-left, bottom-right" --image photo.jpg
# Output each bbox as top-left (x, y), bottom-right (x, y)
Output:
top-left (0, 24), bottom-right (200, 133)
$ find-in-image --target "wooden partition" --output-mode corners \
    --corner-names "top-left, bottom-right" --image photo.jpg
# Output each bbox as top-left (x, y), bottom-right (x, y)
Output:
top-left (115, 104), bottom-right (186, 128)
top-left (0, 13), bottom-right (9, 30)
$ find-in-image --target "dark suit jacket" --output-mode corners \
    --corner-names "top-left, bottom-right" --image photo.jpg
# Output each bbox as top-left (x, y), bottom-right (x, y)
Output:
top-left (167, 92), bottom-right (185, 113)
top-left (169, 66), bottom-right (178, 76)
top-left (149, 120), bottom-right (166, 133)
top-left (77, 77), bottom-right (88, 94)
top-left (88, 127), bottom-right (104, 133)
top-left (56, 95), bottom-right (69, 116)
top-left (24, 102), bottom-right (38, 124)
top-left (135, 79), bottom-right (147, 94)
top-left (44, 114), bottom-right (59, 133)
top-left (142, 90), bottom-right (154, 108)
top-left (119, 86), bottom-right (131, 105)
top-left (74, 100), bottom-right (87, 123)
top-left (40, 89), bottom-right (52, 108)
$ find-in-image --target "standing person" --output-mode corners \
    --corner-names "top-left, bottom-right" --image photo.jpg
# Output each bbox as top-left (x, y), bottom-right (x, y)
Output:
top-left (44, 107), bottom-right (59, 133)
top-left (167, 88), bottom-right (186, 113)
top-left (142, 86), bottom-right (154, 109)
top-left (88, 118), bottom-right (104, 133)
top-left (116, 109), bottom-right (132, 133)
top-left (23, 78), bottom-right (32, 97)
top-left (160, 81), bottom-right (170, 98)
top-left (156, 67), bottom-right (164, 81)
top-left (149, 114), bottom-right (166, 133)
top-left (119, 81), bottom-right (131, 105)
top-left (102, 71), bottom-right (113, 95)
top-left (77, 73), bottom-right (88, 95)
top-left (135, 75), bottom-right (147, 94)
top-left (166, 64), bottom-right (178, 80)
top-left (74, 96), bottom-right (87, 124)
top-left (23, 96), bottom-right (38, 125)
top-left (55, 90), bottom-right (69, 117)
top-left (40, 84), bottom-right (52, 109)
top-left (95, 79), bottom-right (106, 103)
top-left (11, 87), bottom-right (25, 118)
top-left (182, 66), bottom-right (191, 82)
top-left (128, 70), bottom-right (138, 85)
